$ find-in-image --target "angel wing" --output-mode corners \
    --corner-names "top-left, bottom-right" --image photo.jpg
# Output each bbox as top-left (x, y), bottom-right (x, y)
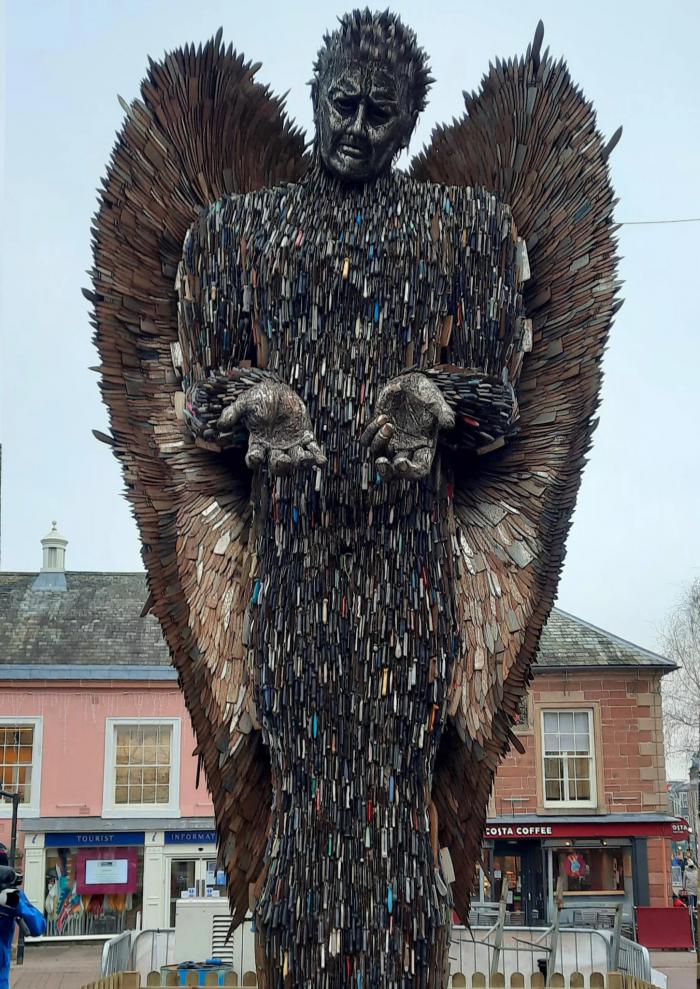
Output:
top-left (88, 33), bottom-right (309, 924)
top-left (411, 24), bottom-right (621, 920)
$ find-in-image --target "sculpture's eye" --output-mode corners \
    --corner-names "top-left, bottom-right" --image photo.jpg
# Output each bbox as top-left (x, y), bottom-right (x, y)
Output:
top-left (333, 96), bottom-right (357, 118)
top-left (367, 102), bottom-right (393, 126)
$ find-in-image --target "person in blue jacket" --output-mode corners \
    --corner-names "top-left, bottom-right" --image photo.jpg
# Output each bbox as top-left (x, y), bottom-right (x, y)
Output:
top-left (0, 843), bottom-right (46, 989)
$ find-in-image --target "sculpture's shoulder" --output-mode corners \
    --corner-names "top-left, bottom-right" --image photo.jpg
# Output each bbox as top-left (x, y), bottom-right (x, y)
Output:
top-left (398, 172), bottom-right (516, 231)
top-left (189, 182), bottom-right (303, 248)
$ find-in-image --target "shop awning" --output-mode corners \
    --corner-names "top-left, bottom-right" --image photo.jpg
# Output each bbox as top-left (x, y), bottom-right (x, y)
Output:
top-left (485, 813), bottom-right (689, 840)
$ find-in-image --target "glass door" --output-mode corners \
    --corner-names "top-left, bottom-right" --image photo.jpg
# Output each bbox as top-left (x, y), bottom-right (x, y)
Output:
top-left (168, 858), bottom-right (197, 926)
top-left (167, 856), bottom-right (227, 925)
top-left (492, 843), bottom-right (545, 926)
top-left (493, 852), bottom-right (526, 924)
top-left (521, 845), bottom-right (545, 925)
top-left (203, 858), bottom-right (228, 899)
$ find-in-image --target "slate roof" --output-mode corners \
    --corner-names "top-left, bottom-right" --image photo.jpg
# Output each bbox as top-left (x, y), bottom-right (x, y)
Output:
top-left (536, 607), bottom-right (675, 671)
top-left (0, 571), bottom-right (674, 673)
top-left (0, 572), bottom-right (170, 667)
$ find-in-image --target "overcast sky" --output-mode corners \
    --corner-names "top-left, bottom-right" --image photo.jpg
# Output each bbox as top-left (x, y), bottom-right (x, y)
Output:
top-left (1, 0), bottom-right (699, 668)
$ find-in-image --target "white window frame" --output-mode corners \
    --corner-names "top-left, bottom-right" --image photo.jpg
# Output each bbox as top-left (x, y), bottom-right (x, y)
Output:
top-left (541, 708), bottom-right (597, 809)
top-left (0, 717), bottom-right (43, 818)
top-left (103, 718), bottom-right (181, 818)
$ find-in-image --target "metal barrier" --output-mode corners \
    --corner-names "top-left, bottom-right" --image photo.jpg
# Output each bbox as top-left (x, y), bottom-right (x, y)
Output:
top-left (98, 887), bottom-right (652, 987)
top-left (451, 879), bottom-right (651, 987)
top-left (129, 928), bottom-right (175, 979)
top-left (448, 925), bottom-right (651, 985)
top-left (101, 929), bottom-right (132, 977)
top-left (618, 936), bottom-right (652, 982)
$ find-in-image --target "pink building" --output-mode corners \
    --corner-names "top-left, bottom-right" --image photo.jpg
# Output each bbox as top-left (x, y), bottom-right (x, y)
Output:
top-left (0, 525), bottom-right (219, 934)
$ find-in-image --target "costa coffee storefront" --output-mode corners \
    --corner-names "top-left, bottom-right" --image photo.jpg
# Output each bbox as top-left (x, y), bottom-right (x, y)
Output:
top-left (474, 815), bottom-right (689, 925)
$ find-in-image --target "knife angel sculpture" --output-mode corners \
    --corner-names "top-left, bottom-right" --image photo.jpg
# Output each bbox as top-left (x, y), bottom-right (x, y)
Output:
top-left (89, 11), bottom-right (620, 987)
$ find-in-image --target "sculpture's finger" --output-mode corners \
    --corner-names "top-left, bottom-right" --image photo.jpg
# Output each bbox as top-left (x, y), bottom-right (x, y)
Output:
top-left (375, 457), bottom-right (394, 480)
top-left (305, 440), bottom-right (327, 467)
top-left (360, 414), bottom-right (389, 447)
top-left (393, 446), bottom-right (434, 480)
top-left (245, 439), bottom-right (267, 470)
top-left (268, 448), bottom-right (294, 476)
top-left (288, 444), bottom-right (313, 468)
top-left (218, 390), bottom-right (252, 429)
top-left (370, 422), bottom-right (394, 458)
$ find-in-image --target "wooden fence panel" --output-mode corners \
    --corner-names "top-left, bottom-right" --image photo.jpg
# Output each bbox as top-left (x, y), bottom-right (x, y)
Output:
top-left (82, 968), bottom-right (663, 989)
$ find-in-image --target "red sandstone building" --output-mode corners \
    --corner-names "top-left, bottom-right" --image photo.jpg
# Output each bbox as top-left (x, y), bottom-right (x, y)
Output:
top-left (477, 609), bottom-right (685, 924)
top-left (0, 530), bottom-right (687, 936)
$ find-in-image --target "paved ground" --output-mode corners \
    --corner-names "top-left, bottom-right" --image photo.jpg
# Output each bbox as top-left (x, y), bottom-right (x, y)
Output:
top-left (11, 941), bottom-right (103, 989)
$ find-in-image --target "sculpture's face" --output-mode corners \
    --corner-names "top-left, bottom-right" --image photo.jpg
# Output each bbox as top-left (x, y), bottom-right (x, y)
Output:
top-left (316, 61), bottom-right (416, 183)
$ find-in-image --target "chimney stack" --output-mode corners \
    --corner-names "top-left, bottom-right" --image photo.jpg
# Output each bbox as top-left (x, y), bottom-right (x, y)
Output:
top-left (41, 521), bottom-right (68, 572)
top-left (32, 522), bottom-right (68, 591)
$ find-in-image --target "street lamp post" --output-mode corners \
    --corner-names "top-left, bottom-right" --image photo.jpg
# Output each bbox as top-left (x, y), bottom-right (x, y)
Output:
top-left (0, 790), bottom-right (25, 965)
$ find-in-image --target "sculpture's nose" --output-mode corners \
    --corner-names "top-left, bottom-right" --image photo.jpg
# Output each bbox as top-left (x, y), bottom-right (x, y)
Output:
top-left (348, 100), bottom-right (368, 136)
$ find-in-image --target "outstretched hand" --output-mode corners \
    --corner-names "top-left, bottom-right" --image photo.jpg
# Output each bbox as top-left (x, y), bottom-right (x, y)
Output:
top-left (361, 373), bottom-right (455, 480)
top-left (218, 381), bottom-right (326, 476)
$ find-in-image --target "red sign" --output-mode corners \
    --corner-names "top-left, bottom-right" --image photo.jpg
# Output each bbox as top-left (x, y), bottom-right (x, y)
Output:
top-left (484, 818), bottom-right (689, 840)
top-left (636, 907), bottom-right (694, 950)
top-left (76, 847), bottom-right (139, 895)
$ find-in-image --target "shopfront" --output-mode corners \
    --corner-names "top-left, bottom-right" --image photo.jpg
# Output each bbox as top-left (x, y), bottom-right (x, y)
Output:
top-left (42, 830), bottom-right (145, 936)
top-left (477, 816), bottom-right (689, 925)
top-left (22, 819), bottom-right (221, 936)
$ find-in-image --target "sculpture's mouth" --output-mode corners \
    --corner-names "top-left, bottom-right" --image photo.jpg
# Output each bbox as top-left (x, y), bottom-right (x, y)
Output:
top-left (337, 139), bottom-right (370, 162)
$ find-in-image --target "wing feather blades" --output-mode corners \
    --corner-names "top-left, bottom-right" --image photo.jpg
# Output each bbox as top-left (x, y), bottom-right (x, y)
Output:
top-left (91, 36), bottom-right (308, 923)
top-left (413, 27), bottom-right (620, 920)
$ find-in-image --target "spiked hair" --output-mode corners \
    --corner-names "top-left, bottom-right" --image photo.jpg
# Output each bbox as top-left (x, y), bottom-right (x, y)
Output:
top-left (312, 9), bottom-right (433, 116)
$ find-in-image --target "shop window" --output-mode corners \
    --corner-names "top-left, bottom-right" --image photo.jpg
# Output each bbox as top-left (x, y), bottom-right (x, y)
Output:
top-left (44, 845), bottom-right (144, 936)
top-left (0, 718), bottom-right (42, 817)
top-left (541, 709), bottom-right (596, 807)
top-left (469, 856), bottom-right (492, 903)
top-left (103, 718), bottom-right (180, 817)
top-left (553, 845), bottom-right (630, 894)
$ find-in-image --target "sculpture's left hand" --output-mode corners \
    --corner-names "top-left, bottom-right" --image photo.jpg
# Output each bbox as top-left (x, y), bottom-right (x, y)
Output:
top-left (361, 373), bottom-right (455, 480)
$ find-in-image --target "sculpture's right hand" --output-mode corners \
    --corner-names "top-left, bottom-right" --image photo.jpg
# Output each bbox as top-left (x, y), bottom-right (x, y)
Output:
top-left (217, 381), bottom-right (326, 476)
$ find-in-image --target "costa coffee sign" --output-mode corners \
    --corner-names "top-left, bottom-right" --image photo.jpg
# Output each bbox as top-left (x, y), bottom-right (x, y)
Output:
top-left (485, 819), bottom-right (689, 840)
top-left (486, 825), bottom-right (553, 838)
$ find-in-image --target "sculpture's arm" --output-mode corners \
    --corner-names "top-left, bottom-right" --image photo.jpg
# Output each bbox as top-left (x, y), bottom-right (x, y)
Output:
top-left (177, 218), bottom-right (325, 476)
top-left (422, 366), bottom-right (519, 455)
top-left (361, 367), bottom-right (517, 480)
top-left (184, 369), bottom-right (326, 474)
